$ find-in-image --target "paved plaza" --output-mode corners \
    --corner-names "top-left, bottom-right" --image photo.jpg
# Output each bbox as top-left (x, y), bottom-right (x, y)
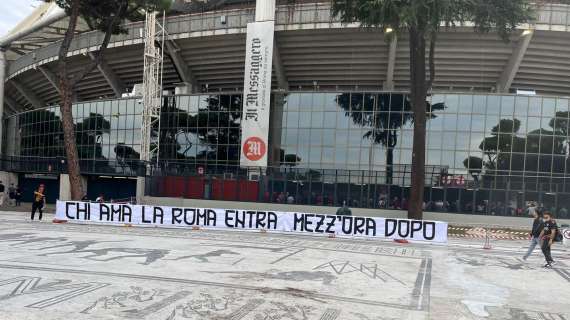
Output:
top-left (0, 210), bottom-right (568, 320)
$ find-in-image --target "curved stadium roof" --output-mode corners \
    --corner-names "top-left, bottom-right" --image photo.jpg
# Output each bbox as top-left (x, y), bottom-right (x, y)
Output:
top-left (3, 1), bottom-right (570, 113)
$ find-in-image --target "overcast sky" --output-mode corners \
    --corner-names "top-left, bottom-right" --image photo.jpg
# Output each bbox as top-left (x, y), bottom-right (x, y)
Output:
top-left (0, 0), bottom-right (39, 37)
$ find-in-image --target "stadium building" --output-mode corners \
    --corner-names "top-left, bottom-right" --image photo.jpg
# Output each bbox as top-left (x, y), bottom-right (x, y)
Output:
top-left (2, 0), bottom-right (570, 217)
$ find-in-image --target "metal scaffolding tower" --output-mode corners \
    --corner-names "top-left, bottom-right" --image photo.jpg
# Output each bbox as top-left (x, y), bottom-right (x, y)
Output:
top-left (141, 12), bottom-right (165, 164)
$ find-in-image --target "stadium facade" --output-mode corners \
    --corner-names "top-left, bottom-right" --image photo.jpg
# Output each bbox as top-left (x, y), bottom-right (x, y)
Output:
top-left (2, 0), bottom-right (570, 217)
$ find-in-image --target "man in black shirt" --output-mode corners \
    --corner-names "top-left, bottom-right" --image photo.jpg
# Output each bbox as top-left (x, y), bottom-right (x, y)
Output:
top-left (522, 210), bottom-right (543, 260)
top-left (539, 211), bottom-right (558, 268)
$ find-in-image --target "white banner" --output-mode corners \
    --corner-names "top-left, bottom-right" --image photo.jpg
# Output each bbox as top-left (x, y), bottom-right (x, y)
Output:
top-left (240, 21), bottom-right (275, 167)
top-left (56, 201), bottom-right (448, 244)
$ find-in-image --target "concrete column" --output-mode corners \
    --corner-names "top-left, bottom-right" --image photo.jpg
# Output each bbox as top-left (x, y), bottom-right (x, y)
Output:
top-left (5, 115), bottom-right (20, 157)
top-left (59, 174), bottom-right (87, 201)
top-left (0, 49), bottom-right (6, 157)
top-left (136, 176), bottom-right (145, 204)
top-left (174, 83), bottom-right (193, 95)
top-left (0, 171), bottom-right (18, 189)
top-left (255, 0), bottom-right (276, 22)
top-left (269, 93), bottom-right (284, 166)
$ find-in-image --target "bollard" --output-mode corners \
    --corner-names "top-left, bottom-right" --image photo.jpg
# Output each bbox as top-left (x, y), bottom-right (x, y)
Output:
top-left (483, 227), bottom-right (492, 249)
top-left (563, 228), bottom-right (570, 248)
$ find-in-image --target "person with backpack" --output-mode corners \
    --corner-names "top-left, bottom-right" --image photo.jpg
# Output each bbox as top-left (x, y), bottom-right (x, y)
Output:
top-left (522, 209), bottom-right (543, 261)
top-left (539, 211), bottom-right (562, 268)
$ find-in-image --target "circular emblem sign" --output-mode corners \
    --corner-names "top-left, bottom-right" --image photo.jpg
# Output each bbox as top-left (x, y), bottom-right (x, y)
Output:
top-left (564, 229), bottom-right (570, 240)
top-left (243, 137), bottom-right (266, 161)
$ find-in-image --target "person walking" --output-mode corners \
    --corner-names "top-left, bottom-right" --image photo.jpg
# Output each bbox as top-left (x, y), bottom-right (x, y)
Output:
top-left (539, 211), bottom-right (559, 268)
top-left (0, 181), bottom-right (5, 206)
top-left (15, 186), bottom-right (22, 206)
top-left (31, 184), bottom-right (46, 221)
top-left (522, 210), bottom-right (543, 261)
top-left (8, 184), bottom-right (16, 206)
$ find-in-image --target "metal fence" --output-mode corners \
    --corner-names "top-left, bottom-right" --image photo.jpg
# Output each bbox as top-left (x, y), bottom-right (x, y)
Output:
top-left (3, 155), bottom-right (570, 217)
top-left (144, 162), bottom-right (570, 218)
top-left (0, 157), bottom-right (146, 177)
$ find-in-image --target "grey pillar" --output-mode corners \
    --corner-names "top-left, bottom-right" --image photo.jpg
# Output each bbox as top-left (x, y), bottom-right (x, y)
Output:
top-left (255, 0), bottom-right (276, 22)
top-left (0, 49), bottom-right (6, 156)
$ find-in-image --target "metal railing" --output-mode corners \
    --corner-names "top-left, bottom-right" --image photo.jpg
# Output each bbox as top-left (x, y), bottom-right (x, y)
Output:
top-left (8, 2), bottom-right (570, 78)
top-left (0, 157), bottom-right (146, 177)
top-left (143, 163), bottom-right (570, 218)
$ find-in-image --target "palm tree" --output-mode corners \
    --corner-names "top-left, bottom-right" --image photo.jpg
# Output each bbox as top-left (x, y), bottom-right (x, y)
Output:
top-left (331, 0), bottom-right (533, 219)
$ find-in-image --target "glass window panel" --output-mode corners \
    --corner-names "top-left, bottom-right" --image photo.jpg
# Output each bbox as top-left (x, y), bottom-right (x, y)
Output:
top-left (473, 95), bottom-right (487, 114)
top-left (309, 129), bottom-right (322, 145)
top-left (400, 129), bottom-right (413, 149)
top-left (456, 132), bottom-right (471, 151)
top-left (323, 112), bottom-right (336, 128)
top-left (428, 116), bottom-right (443, 131)
top-left (487, 95), bottom-right (501, 115)
top-left (348, 148), bottom-right (360, 165)
top-left (335, 147), bottom-right (348, 165)
top-left (309, 147), bottom-right (321, 163)
top-left (322, 129), bottom-right (335, 145)
top-left (299, 93), bottom-right (313, 110)
top-left (390, 94), bottom-right (407, 112)
top-left (556, 98), bottom-right (569, 113)
top-left (426, 150), bottom-right (441, 165)
top-left (312, 93), bottom-right (326, 111)
top-left (322, 147), bottom-right (334, 163)
top-left (444, 94), bottom-right (460, 114)
top-left (348, 129), bottom-right (364, 146)
top-left (311, 111), bottom-right (324, 128)
top-left (299, 112), bottom-right (311, 127)
top-left (453, 152), bottom-right (469, 172)
top-left (325, 93), bottom-right (339, 111)
top-left (298, 129), bottom-right (311, 145)
top-left (500, 96), bottom-right (515, 116)
top-left (336, 112), bottom-right (350, 129)
top-left (543, 98), bottom-right (556, 119)
top-left (527, 117), bottom-right (541, 132)
top-left (285, 93), bottom-right (300, 111)
top-left (458, 94), bottom-right (473, 114)
top-left (286, 112), bottom-right (299, 128)
top-left (442, 113), bottom-right (458, 131)
top-left (529, 97), bottom-right (542, 117)
top-left (427, 131), bottom-right (443, 149)
top-left (469, 132), bottom-right (485, 152)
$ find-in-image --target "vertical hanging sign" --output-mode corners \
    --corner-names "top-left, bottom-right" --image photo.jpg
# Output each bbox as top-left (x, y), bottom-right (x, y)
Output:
top-left (240, 21), bottom-right (274, 167)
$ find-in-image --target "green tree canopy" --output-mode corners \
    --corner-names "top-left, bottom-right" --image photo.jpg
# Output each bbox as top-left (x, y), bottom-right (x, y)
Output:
top-left (331, 0), bottom-right (534, 219)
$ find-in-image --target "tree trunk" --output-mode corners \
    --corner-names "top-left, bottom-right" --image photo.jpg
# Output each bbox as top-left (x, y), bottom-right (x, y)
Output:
top-left (408, 27), bottom-right (427, 220)
top-left (386, 147), bottom-right (394, 185)
top-left (59, 80), bottom-right (84, 199)
top-left (57, 0), bottom-right (83, 200)
top-left (54, 0), bottom-right (125, 200)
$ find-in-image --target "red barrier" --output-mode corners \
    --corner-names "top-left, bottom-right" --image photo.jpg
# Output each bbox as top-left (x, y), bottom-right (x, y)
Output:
top-left (156, 176), bottom-right (257, 201)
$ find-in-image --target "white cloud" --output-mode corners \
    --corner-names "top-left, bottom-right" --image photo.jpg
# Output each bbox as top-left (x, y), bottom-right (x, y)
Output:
top-left (0, 0), bottom-right (41, 37)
